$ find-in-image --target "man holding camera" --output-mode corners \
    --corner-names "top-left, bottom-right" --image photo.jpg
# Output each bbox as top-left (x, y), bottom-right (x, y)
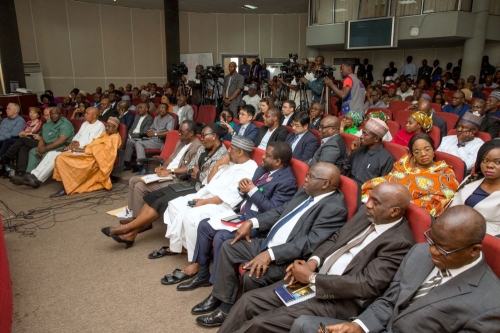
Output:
top-left (324, 61), bottom-right (365, 118)
top-left (300, 60), bottom-right (328, 105)
top-left (222, 62), bottom-right (245, 118)
top-left (182, 65), bottom-right (204, 107)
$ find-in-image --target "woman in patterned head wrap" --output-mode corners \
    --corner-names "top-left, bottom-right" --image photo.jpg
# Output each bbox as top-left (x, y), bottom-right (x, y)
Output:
top-left (355, 110), bottom-right (393, 141)
top-left (391, 111), bottom-right (432, 147)
top-left (340, 111), bottom-right (363, 135)
top-left (362, 133), bottom-right (459, 216)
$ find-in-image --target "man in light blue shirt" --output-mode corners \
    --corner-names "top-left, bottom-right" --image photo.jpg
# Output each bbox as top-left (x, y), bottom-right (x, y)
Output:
top-left (442, 91), bottom-right (470, 118)
top-left (401, 56), bottom-right (417, 81)
top-left (0, 103), bottom-right (26, 145)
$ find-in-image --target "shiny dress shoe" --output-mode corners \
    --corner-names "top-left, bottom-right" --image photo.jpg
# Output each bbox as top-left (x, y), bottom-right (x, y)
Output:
top-left (111, 234), bottom-right (134, 249)
top-left (49, 188), bottom-right (67, 198)
top-left (24, 174), bottom-right (41, 188)
top-left (177, 275), bottom-right (212, 291)
top-left (101, 227), bottom-right (112, 237)
top-left (191, 294), bottom-right (222, 315)
top-left (195, 308), bottom-right (228, 327)
top-left (10, 175), bottom-right (25, 185)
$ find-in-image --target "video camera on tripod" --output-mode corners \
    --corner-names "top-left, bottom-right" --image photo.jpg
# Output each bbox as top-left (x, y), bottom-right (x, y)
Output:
top-left (278, 53), bottom-right (308, 81)
top-left (196, 64), bottom-right (224, 81)
top-left (315, 65), bottom-right (336, 79)
top-left (171, 62), bottom-right (188, 76)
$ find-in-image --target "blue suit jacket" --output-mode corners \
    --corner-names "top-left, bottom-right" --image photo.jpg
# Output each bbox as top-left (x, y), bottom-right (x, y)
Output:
top-left (238, 165), bottom-right (297, 219)
top-left (232, 122), bottom-right (259, 142)
top-left (285, 130), bottom-right (319, 162)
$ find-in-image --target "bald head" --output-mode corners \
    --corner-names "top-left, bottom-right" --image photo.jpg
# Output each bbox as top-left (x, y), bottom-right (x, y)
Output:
top-left (323, 115), bottom-right (340, 128)
top-left (417, 98), bottom-right (432, 115)
top-left (435, 206), bottom-right (486, 245)
top-left (117, 100), bottom-right (129, 111)
top-left (305, 162), bottom-right (341, 197)
top-left (366, 182), bottom-right (411, 224)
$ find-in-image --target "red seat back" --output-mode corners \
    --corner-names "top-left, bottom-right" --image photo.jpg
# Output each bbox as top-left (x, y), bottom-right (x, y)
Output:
top-left (388, 101), bottom-right (411, 119)
top-left (253, 121), bottom-right (264, 128)
top-left (309, 129), bottom-right (322, 146)
top-left (431, 102), bottom-right (442, 113)
top-left (339, 175), bottom-right (359, 220)
top-left (434, 150), bottom-right (466, 183)
top-left (387, 120), bottom-right (400, 137)
top-left (190, 104), bottom-right (198, 121)
top-left (132, 98), bottom-right (141, 106)
top-left (149, 111), bottom-right (157, 119)
top-left (66, 107), bottom-right (76, 119)
top-left (483, 235), bottom-right (500, 278)
top-left (394, 110), bottom-right (413, 128)
top-left (428, 126), bottom-right (441, 150)
top-left (222, 140), bottom-right (231, 149)
top-left (250, 147), bottom-right (265, 163)
top-left (70, 118), bottom-right (85, 134)
top-left (382, 141), bottom-right (408, 160)
top-left (483, 90), bottom-right (491, 100)
top-left (340, 132), bottom-right (358, 150)
top-left (196, 105), bottom-right (216, 124)
top-left (157, 130), bottom-right (179, 161)
top-left (366, 108), bottom-right (392, 119)
top-left (284, 126), bottom-right (293, 134)
top-left (330, 104), bottom-right (338, 116)
top-left (169, 112), bottom-right (179, 130)
top-left (447, 129), bottom-right (491, 142)
top-left (436, 112), bottom-right (459, 134)
top-left (151, 97), bottom-right (161, 105)
top-left (423, 90), bottom-right (435, 100)
top-left (404, 203), bottom-right (431, 243)
top-left (290, 158), bottom-right (308, 188)
top-left (21, 115), bottom-right (30, 122)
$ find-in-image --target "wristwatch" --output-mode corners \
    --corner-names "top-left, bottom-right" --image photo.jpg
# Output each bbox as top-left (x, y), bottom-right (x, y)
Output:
top-left (309, 273), bottom-right (318, 284)
top-left (155, 132), bottom-right (158, 137)
top-left (170, 168), bottom-right (175, 174)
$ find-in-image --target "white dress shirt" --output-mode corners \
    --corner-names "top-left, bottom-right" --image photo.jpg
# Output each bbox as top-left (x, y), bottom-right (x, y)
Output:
top-left (437, 135), bottom-right (484, 172)
top-left (132, 116), bottom-right (146, 134)
top-left (258, 127), bottom-right (277, 150)
top-left (166, 143), bottom-right (192, 170)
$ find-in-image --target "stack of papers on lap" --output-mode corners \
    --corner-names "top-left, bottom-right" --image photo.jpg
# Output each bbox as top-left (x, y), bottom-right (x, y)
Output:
top-left (139, 174), bottom-right (173, 184)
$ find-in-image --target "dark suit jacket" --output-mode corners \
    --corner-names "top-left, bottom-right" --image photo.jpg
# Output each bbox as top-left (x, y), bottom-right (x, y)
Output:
top-left (253, 125), bottom-right (288, 148)
top-left (128, 114), bottom-right (154, 137)
top-left (255, 188), bottom-right (347, 265)
top-left (431, 66), bottom-right (443, 82)
top-left (238, 165), bottom-right (297, 220)
top-left (233, 122), bottom-right (259, 142)
top-left (480, 114), bottom-right (500, 139)
top-left (365, 64), bottom-right (374, 82)
top-left (310, 117), bottom-right (322, 130)
top-left (280, 114), bottom-right (293, 127)
top-left (358, 243), bottom-right (500, 333)
top-left (383, 67), bottom-right (397, 78)
top-left (418, 65), bottom-right (432, 80)
top-left (119, 111), bottom-right (135, 131)
top-left (431, 113), bottom-right (447, 142)
top-left (309, 134), bottom-right (348, 172)
top-left (98, 108), bottom-right (119, 122)
top-left (312, 205), bottom-right (415, 320)
top-left (285, 130), bottom-right (319, 162)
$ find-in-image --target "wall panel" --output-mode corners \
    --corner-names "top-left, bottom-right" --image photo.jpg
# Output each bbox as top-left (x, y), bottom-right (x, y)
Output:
top-left (272, 14), bottom-right (300, 59)
top-left (259, 14), bottom-right (272, 59)
top-left (14, 0), bottom-right (38, 63)
top-left (245, 14), bottom-right (260, 54)
top-left (217, 14), bottom-right (245, 59)
top-left (179, 11), bottom-right (189, 54)
top-left (132, 9), bottom-right (163, 78)
top-left (189, 13), bottom-right (218, 61)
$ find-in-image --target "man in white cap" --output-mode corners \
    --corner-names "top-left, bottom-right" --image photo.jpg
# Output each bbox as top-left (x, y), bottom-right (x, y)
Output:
top-left (437, 112), bottom-right (485, 173)
top-left (485, 90), bottom-right (500, 118)
top-left (140, 90), bottom-right (156, 112)
top-left (348, 118), bottom-right (395, 185)
top-left (242, 84), bottom-right (260, 112)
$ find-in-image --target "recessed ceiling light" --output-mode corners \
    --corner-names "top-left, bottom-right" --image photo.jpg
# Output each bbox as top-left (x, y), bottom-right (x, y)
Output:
top-left (242, 4), bottom-right (258, 10)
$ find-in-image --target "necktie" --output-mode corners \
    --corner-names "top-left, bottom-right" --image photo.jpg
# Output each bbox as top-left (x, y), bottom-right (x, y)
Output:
top-left (238, 126), bottom-right (246, 136)
top-left (457, 142), bottom-right (466, 147)
top-left (260, 197), bottom-right (315, 251)
top-left (318, 224), bottom-right (376, 274)
top-left (411, 269), bottom-right (451, 302)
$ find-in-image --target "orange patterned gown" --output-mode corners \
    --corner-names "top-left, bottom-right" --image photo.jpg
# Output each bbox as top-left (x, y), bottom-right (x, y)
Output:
top-left (361, 154), bottom-right (459, 216)
top-left (53, 133), bottom-right (121, 195)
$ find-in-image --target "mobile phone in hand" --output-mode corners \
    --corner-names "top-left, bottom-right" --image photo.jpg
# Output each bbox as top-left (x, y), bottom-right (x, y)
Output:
top-left (319, 322), bottom-right (327, 333)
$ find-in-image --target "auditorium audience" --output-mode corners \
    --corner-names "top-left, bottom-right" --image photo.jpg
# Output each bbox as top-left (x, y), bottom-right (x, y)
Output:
top-left (223, 105), bottom-right (259, 142)
top-left (291, 205), bottom-right (500, 333)
top-left (101, 124), bottom-right (228, 248)
top-left (392, 111), bottom-right (433, 147)
top-left (356, 111), bottom-right (393, 142)
top-left (443, 91), bottom-right (471, 117)
top-left (241, 84), bottom-right (260, 113)
top-left (348, 118), bottom-right (395, 185)
top-left (254, 108), bottom-right (288, 150)
top-left (116, 100), bottom-right (135, 131)
top-left (485, 90), bottom-right (500, 118)
top-left (193, 162), bottom-right (348, 327)
top-left (280, 100), bottom-right (296, 126)
top-left (123, 103), bottom-right (154, 171)
top-left (98, 98), bottom-right (118, 122)
top-left (308, 103), bottom-right (324, 130)
top-left (381, 85), bottom-right (402, 106)
top-left (0, 103), bottom-right (26, 148)
top-left (284, 111), bottom-right (318, 162)
top-left (437, 112), bottom-right (485, 173)
top-left (172, 95), bottom-right (194, 123)
top-left (397, 80), bottom-right (413, 100)
top-left (418, 96), bottom-right (447, 141)
top-left (140, 90), bottom-right (156, 112)
top-left (309, 116), bottom-right (348, 171)
top-left (363, 133), bottom-right (459, 216)
top-left (218, 182), bottom-right (415, 333)
top-left (50, 116), bottom-right (121, 197)
top-left (470, 98), bottom-right (500, 139)
top-left (339, 111), bottom-right (362, 135)
top-left (363, 89), bottom-right (387, 110)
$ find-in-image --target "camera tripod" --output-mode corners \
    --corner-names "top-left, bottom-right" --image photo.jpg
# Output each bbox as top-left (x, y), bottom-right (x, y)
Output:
top-left (294, 82), bottom-right (310, 112)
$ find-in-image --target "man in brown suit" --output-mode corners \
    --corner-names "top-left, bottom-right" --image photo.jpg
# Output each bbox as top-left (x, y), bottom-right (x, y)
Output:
top-left (217, 182), bottom-right (416, 333)
top-left (124, 120), bottom-right (202, 221)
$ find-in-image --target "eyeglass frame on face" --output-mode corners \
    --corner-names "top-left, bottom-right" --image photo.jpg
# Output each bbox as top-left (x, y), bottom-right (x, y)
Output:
top-left (305, 173), bottom-right (329, 182)
top-left (201, 131), bottom-right (215, 138)
top-left (319, 125), bottom-right (335, 131)
top-left (423, 228), bottom-right (476, 257)
top-left (412, 147), bottom-right (434, 156)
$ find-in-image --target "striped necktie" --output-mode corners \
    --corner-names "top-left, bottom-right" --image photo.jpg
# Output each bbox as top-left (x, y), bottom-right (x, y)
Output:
top-left (411, 269), bottom-right (451, 302)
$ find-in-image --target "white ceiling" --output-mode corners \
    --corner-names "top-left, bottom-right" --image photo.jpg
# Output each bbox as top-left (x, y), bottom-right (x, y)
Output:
top-left (73, 0), bottom-right (309, 14)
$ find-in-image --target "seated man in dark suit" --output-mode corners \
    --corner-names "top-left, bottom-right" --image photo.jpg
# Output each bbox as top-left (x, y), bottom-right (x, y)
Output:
top-left (116, 100), bottom-right (135, 131)
top-left (309, 103), bottom-right (324, 130)
top-left (470, 98), bottom-right (500, 139)
top-left (281, 100), bottom-right (296, 126)
top-left (176, 141), bottom-right (298, 291)
top-left (98, 98), bottom-right (118, 122)
top-left (308, 116), bottom-right (348, 174)
top-left (285, 111), bottom-right (319, 162)
top-left (293, 205), bottom-right (500, 333)
top-left (123, 103), bottom-right (154, 171)
top-left (193, 163), bottom-right (348, 327)
top-left (224, 105), bottom-right (259, 142)
top-left (254, 107), bottom-right (289, 150)
top-left (219, 182), bottom-right (415, 333)
top-left (348, 118), bottom-right (395, 185)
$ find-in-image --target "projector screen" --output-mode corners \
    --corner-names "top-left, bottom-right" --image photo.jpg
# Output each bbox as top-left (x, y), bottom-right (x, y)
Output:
top-left (346, 17), bottom-right (397, 50)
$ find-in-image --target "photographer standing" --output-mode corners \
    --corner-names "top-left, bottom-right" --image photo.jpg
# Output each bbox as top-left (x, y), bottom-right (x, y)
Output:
top-left (222, 62), bottom-right (244, 117)
top-left (299, 64), bottom-right (326, 105)
top-left (182, 65), bottom-right (204, 107)
top-left (324, 61), bottom-right (365, 118)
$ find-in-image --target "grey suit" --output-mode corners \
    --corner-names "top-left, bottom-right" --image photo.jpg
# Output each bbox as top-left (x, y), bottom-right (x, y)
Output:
top-left (211, 188), bottom-right (348, 307)
top-left (219, 205), bottom-right (415, 333)
top-left (309, 134), bottom-right (348, 173)
top-left (124, 114), bottom-right (154, 162)
top-left (293, 243), bottom-right (500, 333)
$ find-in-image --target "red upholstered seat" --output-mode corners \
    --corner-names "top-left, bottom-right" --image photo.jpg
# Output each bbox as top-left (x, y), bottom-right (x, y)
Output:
top-left (222, 140), bottom-right (231, 149)
top-left (483, 235), bottom-right (500, 278)
top-left (196, 105), bottom-right (216, 125)
top-left (394, 110), bottom-right (413, 128)
top-left (250, 147), bottom-right (265, 163)
top-left (70, 118), bottom-right (85, 134)
top-left (447, 129), bottom-right (492, 142)
top-left (434, 150), bottom-right (466, 183)
top-left (191, 104), bottom-right (198, 121)
top-left (404, 203), bottom-right (431, 243)
top-left (252, 121), bottom-right (264, 128)
top-left (169, 112), bottom-right (179, 130)
top-left (387, 120), bottom-right (400, 137)
top-left (438, 113), bottom-right (459, 134)
top-left (309, 129), bottom-right (321, 146)
top-left (339, 175), bottom-right (359, 220)
top-left (431, 102), bottom-right (442, 113)
top-left (382, 141), bottom-right (408, 160)
top-left (340, 132), bottom-right (358, 151)
top-left (284, 126), bottom-right (293, 134)
top-left (150, 130), bottom-right (180, 161)
top-left (290, 158), bottom-right (308, 188)
top-left (428, 126), bottom-right (441, 150)
top-left (388, 101), bottom-right (411, 119)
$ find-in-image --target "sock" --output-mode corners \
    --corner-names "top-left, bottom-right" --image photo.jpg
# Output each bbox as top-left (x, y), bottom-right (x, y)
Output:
top-left (219, 302), bottom-right (232, 314)
top-left (197, 265), bottom-right (210, 280)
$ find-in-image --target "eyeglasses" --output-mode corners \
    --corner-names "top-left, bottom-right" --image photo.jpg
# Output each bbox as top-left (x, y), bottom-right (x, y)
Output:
top-left (201, 132), bottom-right (215, 137)
top-left (319, 125), bottom-right (335, 130)
top-left (413, 148), bottom-right (434, 156)
top-left (423, 229), bottom-right (475, 257)
top-left (305, 173), bottom-right (329, 182)
top-left (178, 130), bottom-right (191, 135)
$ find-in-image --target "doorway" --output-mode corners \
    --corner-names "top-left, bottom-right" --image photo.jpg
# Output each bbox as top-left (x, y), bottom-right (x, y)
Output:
top-left (221, 54), bottom-right (260, 74)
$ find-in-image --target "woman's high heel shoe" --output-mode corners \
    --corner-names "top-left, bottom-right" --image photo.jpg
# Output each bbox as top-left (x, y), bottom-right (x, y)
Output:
top-left (101, 227), bottom-right (112, 237)
top-left (111, 234), bottom-right (135, 249)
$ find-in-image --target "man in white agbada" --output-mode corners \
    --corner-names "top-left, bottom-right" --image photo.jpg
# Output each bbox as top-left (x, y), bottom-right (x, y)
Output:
top-left (17, 107), bottom-right (104, 188)
top-left (163, 136), bottom-right (258, 262)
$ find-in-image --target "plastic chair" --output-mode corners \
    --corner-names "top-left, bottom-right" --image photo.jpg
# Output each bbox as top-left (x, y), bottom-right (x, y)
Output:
top-left (404, 203), bottom-right (431, 243)
top-left (447, 129), bottom-right (491, 142)
top-left (483, 235), bottom-right (500, 278)
top-left (196, 105), bottom-right (216, 125)
top-left (434, 151), bottom-right (466, 183)
top-left (382, 141), bottom-right (408, 160)
top-left (438, 113), bottom-right (459, 133)
top-left (387, 120), bottom-right (400, 138)
top-left (339, 175), bottom-right (360, 220)
top-left (290, 158), bottom-right (309, 189)
top-left (388, 101), bottom-right (411, 119)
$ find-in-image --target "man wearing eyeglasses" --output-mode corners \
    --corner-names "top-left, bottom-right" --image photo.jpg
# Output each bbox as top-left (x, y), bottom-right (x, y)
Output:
top-left (363, 90), bottom-right (387, 112)
top-left (308, 116), bottom-right (348, 174)
top-left (291, 205), bottom-right (500, 333)
top-left (442, 91), bottom-right (471, 118)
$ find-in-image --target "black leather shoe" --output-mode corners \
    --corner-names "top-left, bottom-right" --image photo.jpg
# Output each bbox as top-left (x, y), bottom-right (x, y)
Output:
top-left (10, 175), bottom-right (25, 185)
top-left (191, 294), bottom-right (222, 315)
top-left (24, 174), bottom-right (41, 188)
top-left (177, 275), bottom-right (212, 291)
top-left (49, 188), bottom-right (66, 198)
top-left (196, 308), bottom-right (228, 327)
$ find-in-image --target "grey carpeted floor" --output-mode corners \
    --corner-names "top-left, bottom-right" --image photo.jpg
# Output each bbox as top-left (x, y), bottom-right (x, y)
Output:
top-left (1, 174), bottom-right (217, 333)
